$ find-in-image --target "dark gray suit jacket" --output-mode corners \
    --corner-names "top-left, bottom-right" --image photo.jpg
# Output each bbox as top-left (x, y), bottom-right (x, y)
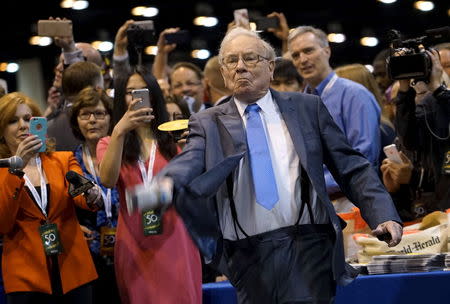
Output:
top-left (161, 89), bottom-right (401, 285)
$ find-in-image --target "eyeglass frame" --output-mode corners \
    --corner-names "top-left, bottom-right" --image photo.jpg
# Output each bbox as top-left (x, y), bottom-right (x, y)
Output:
top-left (221, 52), bottom-right (270, 70)
top-left (78, 110), bottom-right (108, 120)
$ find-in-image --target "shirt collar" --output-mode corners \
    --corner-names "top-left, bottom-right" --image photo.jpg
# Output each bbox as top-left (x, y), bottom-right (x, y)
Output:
top-left (315, 71), bottom-right (335, 96)
top-left (305, 71), bottom-right (335, 96)
top-left (234, 90), bottom-right (274, 118)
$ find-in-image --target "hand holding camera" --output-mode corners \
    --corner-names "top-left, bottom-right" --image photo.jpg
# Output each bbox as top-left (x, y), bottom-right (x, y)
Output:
top-left (38, 18), bottom-right (75, 52)
top-left (157, 28), bottom-right (181, 54)
top-left (125, 177), bottom-right (173, 215)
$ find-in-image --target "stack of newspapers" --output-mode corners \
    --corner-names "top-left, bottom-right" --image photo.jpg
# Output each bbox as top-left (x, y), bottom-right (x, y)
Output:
top-left (367, 253), bottom-right (446, 274)
top-left (445, 253), bottom-right (450, 270)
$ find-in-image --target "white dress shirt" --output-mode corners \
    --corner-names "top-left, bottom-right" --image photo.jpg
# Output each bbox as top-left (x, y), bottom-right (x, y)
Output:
top-left (219, 90), bottom-right (328, 240)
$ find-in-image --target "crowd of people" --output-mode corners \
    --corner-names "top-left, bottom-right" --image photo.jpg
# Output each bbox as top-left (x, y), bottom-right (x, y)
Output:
top-left (0, 10), bottom-right (448, 304)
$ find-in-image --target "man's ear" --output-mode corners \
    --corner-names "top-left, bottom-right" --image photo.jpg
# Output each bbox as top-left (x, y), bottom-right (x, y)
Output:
top-left (269, 60), bottom-right (275, 81)
top-left (220, 66), bottom-right (231, 90)
top-left (323, 46), bottom-right (331, 60)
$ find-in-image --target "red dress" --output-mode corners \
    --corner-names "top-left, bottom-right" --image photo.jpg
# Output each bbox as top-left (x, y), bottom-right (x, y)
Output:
top-left (97, 137), bottom-right (202, 304)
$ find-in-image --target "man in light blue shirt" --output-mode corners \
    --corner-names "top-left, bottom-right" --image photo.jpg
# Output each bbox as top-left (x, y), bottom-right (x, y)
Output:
top-left (288, 26), bottom-right (381, 210)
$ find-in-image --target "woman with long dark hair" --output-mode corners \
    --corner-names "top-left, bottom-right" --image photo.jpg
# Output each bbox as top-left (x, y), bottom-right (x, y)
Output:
top-left (98, 67), bottom-right (201, 304)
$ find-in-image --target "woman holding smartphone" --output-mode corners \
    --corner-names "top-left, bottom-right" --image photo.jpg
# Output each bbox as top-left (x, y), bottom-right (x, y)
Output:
top-left (98, 68), bottom-right (201, 304)
top-left (0, 92), bottom-right (101, 303)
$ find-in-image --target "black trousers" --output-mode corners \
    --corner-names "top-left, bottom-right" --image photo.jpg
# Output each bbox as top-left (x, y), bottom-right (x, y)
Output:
top-left (6, 283), bottom-right (92, 304)
top-left (223, 224), bottom-right (336, 304)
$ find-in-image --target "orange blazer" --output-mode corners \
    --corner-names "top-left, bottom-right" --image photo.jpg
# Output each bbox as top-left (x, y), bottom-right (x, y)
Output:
top-left (0, 152), bottom-right (98, 294)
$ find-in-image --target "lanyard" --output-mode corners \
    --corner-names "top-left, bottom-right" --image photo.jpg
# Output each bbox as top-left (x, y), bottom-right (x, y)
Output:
top-left (24, 156), bottom-right (48, 217)
top-left (320, 74), bottom-right (338, 98)
top-left (83, 145), bottom-right (112, 218)
top-left (138, 141), bottom-right (157, 187)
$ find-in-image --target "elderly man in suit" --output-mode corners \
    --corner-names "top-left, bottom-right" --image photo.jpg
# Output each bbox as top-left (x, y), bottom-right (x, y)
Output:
top-left (159, 27), bottom-right (403, 304)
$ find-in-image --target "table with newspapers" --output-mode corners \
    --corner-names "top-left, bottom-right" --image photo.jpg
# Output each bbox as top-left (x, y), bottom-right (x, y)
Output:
top-left (203, 254), bottom-right (450, 304)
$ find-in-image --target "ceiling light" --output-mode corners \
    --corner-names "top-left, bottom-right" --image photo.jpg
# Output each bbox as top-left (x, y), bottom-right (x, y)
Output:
top-left (60, 0), bottom-right (74, 8)
top-left (142, 7), bottom-right (158, 17)
top-left (92, 41), bottom-right (113, 52)
top-left (191, 49), bottom-right (210, 60)
top-left (414, 1), bottom-right (434, 11)
top-left (193, 16), bottom-right (218, 27)
top-left (38, 37), bottom-right (52, 46)
top-left (360, 37), bottom-right (379, 47)
top-left (72, 0), bottom-right (89, 10)
top-left (29, 36), bottom-right (52, 46)
top-left (377, 0), bottom-right (397, 3)
top-left (6, 63), bottom-right (19, 73)
top-left (145, 46), bottom-right (158, 55)
top-left (131, 6), bottom-right (146, 16)
top-left (328, 33), bottom-right (346, 43)
top-left (131, 6), bottom-right (158, 17)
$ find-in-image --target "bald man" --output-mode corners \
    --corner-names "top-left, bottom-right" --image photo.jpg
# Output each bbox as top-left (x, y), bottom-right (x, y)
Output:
top-left (203, 56), bottom-right (232, 106)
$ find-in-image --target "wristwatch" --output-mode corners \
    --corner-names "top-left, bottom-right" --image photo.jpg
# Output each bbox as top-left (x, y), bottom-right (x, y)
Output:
top-left (432, 84), bottom-right (447, 98)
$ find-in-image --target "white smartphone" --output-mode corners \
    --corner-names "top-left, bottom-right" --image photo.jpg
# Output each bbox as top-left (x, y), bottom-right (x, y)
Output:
top-left (383, 144), bottom-right (403, 164)
top-left (233, 8), bottom-right (250, 28)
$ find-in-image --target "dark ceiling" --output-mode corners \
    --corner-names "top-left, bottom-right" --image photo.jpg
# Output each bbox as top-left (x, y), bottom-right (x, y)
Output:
top-left (1, 0), bottom-right (449, 91)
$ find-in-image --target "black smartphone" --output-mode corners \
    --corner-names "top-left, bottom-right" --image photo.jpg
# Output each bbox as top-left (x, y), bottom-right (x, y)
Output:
top-left (165, 30), bottom-right (190, 45)
top-left (254, 17), bottom-right (280, 31)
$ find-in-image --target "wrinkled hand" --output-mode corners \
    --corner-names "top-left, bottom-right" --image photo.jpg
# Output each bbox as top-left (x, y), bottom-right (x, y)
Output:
top-left (157, 28), bottom-right (180, 54)
top-left (267, 12), bottom-right (289, 41)
top-left (380, 152), bottom-right (412, 192)
top-left (114, 19), bottom-right (134, 56)
top-left (85, 184), bottom-right (103, 210)
top-left (15, 135), bottom-right (43, 168)
top-left (372, 220), bottom-right (403, 247)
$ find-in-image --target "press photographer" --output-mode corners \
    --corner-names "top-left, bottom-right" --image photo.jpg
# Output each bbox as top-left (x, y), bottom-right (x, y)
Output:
top-left (381, 27), bottom-right (450, 219)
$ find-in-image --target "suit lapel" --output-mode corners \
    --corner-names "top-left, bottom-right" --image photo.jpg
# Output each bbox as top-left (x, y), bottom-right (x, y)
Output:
top-left (272, 90), bottom-right (309, 170)
top-left (216, 98), bottom-right (247, 158)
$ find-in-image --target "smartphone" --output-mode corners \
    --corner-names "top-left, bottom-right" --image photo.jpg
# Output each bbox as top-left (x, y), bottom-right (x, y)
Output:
top-left (383, 144), bottom-right (403, 164)
top-left (37, 20), bottom-right (72, 37)
top-left (127, 20), bottom-right (156, 46)
top-left (29, 117), bottom-right (47, 152)
top-left (131, 89), bottom-right (151, 110)
top-left (234, 8), bottom-right (250, 28)
top-left (254, 17), bottom-right (280, 31)
top-left (165, 30), bottom-right (190, 45)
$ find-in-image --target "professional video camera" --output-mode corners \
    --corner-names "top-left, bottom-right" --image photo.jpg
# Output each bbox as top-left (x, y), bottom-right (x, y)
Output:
top-left (126, 20), bottom-right (156, 49)
top-left (386, 26), bottom-right (450, 81)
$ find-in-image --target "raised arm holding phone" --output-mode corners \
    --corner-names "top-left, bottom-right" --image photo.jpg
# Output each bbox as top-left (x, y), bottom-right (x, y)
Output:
top-left (0, 92), bottom-right (101, 303)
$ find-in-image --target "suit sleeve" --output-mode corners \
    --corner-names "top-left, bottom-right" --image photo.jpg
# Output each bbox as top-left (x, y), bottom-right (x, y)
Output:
top-left (0, 171), bottom-right (26, 234)
top-left (316, 98), bottom-right (401, 228)
top-left (159, 114), bottom-right (207, 190)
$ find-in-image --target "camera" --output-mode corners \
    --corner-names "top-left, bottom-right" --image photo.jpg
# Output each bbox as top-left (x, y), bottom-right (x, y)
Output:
top-left (386, 26), bottom-right (450, 81)
top-left (126, 20), bottom-right (156, 48)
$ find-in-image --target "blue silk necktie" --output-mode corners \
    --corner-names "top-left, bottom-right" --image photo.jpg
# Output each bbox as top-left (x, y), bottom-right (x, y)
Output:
top-left (245, 104), bottom-right (279, 210)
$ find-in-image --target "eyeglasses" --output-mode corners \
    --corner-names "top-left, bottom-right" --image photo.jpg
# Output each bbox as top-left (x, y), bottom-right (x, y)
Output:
top-left (222, 52), bottom-right (269, 70)
top-left (78, 111), bottom-right (108, 120)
